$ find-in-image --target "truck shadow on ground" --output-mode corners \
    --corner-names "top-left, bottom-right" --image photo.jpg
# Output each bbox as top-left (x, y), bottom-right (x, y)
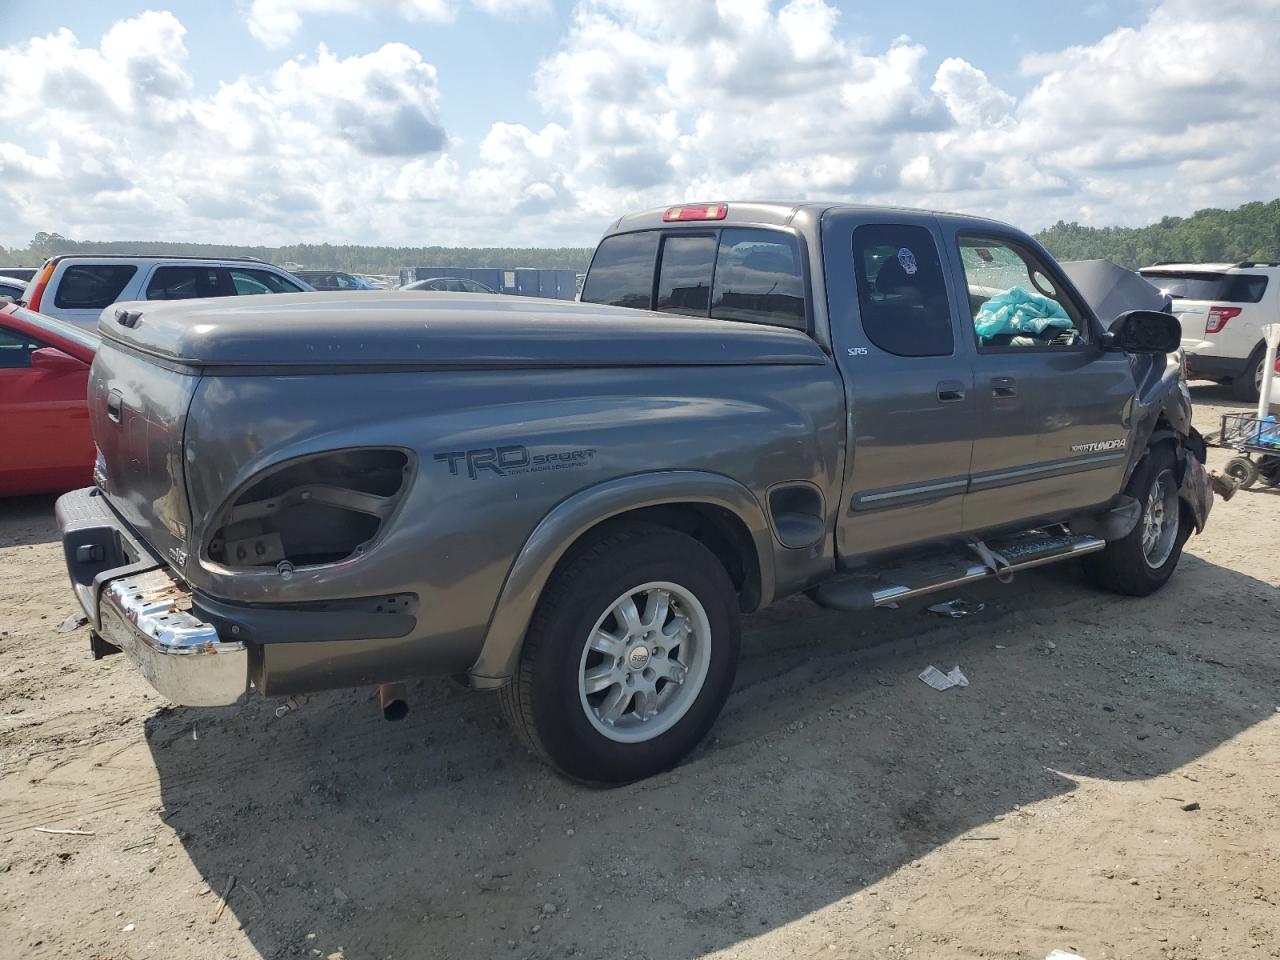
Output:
top-left (148, 552), bottom-right (1279, 960)
top-left (0, 494), bottom-right (60, 547)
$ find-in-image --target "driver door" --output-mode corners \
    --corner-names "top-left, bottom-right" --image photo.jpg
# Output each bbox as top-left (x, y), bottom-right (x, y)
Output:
top-left (943, 230), bottom-right (1135, 533)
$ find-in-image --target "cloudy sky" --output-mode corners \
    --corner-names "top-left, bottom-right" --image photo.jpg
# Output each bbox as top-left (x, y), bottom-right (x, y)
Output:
top-left (1, 0), bottom-right (1277, 249)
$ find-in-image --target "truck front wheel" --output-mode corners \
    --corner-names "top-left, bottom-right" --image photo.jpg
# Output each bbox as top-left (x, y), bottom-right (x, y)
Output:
top-left (498, 523), bottom-right (741, 784)
top-left (1083, 444), bottom-right (1191, 596)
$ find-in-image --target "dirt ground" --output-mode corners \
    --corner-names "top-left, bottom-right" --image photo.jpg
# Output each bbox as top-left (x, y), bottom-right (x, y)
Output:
top-left (1, 383), bottom-right (1277, 960)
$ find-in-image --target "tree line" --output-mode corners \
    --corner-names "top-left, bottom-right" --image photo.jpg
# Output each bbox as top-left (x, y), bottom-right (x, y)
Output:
top-left (0, 234), bottom-right (594, 273)
top-left (4, 198), bottom-right (1279, 273)
top-left (1036, 198), bottom-right (1280, 268)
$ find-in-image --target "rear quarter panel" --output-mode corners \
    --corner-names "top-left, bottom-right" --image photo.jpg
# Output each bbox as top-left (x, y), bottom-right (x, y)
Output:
top-left (183, 360), bottom-right (845, 679)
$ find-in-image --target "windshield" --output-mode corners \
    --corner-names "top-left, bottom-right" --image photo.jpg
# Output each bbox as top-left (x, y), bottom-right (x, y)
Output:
top-left (1140, 270), bottom-right (1267, 303)
top-left (10, 305), bottom-right (100, 352)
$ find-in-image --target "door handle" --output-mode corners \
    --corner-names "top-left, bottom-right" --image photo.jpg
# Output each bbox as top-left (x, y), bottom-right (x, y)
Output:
top-left (936, 380), bottom-right (966, 403)
top-left (106, 389), bottom-right (123, 424)
top-left (991, 377), bottom-right (1017, 398)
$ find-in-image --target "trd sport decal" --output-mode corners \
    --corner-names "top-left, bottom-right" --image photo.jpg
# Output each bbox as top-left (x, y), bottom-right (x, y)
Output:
top-left (435, 445), bottom-right (597, 479)
top-left (1070, 438), bottom-right (1127, 454)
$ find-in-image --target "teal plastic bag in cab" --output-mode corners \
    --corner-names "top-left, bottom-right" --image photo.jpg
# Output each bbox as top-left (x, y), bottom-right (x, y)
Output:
top-left (974, 286), bottom-right (1072, 341)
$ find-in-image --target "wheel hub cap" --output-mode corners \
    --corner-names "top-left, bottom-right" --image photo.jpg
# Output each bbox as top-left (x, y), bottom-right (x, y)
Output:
top-left (1140, 469), bottom-right (1179, 569)
top-left (577, 582), bottom-right (713, 744)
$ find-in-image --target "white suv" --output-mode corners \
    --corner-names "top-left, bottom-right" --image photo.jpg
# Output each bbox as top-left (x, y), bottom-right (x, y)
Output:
top-left (20, 256), bottom-right (314, 330)
top-left (1139, 261), bottom-right (1280, 402)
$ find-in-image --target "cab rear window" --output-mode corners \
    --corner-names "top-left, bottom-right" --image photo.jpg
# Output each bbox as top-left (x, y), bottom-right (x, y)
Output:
top-left (1140, 271), bottom-right (1268, 303)
top-left (582, 227), bottom-right (807, 331)
top-left (580, 232), bottom-right (658, 310)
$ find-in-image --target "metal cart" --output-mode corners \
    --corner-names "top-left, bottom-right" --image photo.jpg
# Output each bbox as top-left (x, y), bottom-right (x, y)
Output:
top-left (1210, 413), bottom-right (1280, 489)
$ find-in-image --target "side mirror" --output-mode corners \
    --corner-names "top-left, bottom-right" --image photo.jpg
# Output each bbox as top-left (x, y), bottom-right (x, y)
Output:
top-left (30, 346), bottom-right (85, 373)
top-left (1103, 309), bottom-right (1181, 354)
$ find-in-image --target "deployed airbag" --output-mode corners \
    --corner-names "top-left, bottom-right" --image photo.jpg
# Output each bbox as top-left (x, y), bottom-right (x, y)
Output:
top-left (974, 286), bottom-right (1073, 341)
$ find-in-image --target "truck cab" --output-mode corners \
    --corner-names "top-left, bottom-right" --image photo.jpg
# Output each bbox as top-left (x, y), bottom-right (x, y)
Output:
top-left (581, 202), bottom-right (1154, 563)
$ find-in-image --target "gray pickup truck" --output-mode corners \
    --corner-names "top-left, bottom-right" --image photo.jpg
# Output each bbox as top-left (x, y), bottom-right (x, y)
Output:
top-left (56, 201), bottom-right (1212, 784)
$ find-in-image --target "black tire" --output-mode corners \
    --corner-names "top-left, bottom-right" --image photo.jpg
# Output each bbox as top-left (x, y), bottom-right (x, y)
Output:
top-left (1224, 456), bottom-right (1259, 489)
top-left (1260, 455), bottom-right (1280, 488)
top-left (499, 523), bottom-right (740, 785)
top-left (1229, 348), bottom-right (1264, 403)
top-left (1084, 444), bottom-right (1191, 597)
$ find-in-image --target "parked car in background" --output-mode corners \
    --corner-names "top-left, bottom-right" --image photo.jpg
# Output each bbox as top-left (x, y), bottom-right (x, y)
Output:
top-left (19, 256), bottom-right (314, 329)
top-left (1139, 261), bottom-right (1279, 401)
top-left (402, 277), bottom-right (496, 293)
top-left (0, 267), bottom-right (38, 284)
top-left (293, 270), bottom-right (378, 291)
top-left (0, 276), bottom-right (27, 300)
top-left (0, 303), bottom-right (98, 496)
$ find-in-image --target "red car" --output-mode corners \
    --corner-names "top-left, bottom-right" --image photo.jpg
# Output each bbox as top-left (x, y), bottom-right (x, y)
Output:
top-left (0, 303), bottom-right (98, 496)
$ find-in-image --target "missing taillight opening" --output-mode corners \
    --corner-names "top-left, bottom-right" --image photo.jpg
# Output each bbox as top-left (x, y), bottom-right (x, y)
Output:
top-left (206, 448), bottom-right (411, 570)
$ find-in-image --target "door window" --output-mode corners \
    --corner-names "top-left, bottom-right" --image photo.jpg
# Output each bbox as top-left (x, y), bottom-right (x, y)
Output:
top-left (146, 266), bottom-right (224, 300)
top-left (0, 328), bottom-right (44, 368)
top-left (851, 224), bottom-right (954, 356)
top-left (229, 268), bottom-right (304, 295)
top-left (957, 237), bottom-right (1087, 349)
top-left (53, 265), bottom-right (137, 309)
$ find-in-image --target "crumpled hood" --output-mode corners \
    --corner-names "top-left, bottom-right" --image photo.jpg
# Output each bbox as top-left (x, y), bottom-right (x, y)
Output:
top-left (97, 292), bottom-right (825, 369)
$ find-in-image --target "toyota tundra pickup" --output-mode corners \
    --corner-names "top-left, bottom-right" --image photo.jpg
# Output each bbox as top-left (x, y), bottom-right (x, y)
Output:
top-left (56, 201), bottom-right (1212, 784)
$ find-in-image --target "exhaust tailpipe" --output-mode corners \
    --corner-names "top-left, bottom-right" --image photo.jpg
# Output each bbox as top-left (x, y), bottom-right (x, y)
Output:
top-left (379, 682), bottom-right (409, 721)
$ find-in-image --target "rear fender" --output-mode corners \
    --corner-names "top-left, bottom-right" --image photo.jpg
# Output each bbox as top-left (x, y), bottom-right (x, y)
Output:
top-left (468, 471), bottom-right (775, 689)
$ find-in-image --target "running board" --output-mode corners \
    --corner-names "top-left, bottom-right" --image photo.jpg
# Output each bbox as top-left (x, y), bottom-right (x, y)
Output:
top-left (811, 530), bottom-right (1106, 612)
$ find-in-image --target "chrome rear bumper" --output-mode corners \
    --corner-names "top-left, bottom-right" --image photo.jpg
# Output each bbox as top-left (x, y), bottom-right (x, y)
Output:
top-left (57, 487), bottom-right (248, 706)
top-left (99, 568), bottom-right (248, 706)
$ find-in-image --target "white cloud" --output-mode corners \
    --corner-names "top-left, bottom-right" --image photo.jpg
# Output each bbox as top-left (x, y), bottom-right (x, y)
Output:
top-left (1, 0), bottom-right (1278, 250)
top-left (0, 14), bottom-right (452, 244)
top-left (245, 0), bottom-right (547, 48)
top-left (483, 0), bottom-right (1280, 234)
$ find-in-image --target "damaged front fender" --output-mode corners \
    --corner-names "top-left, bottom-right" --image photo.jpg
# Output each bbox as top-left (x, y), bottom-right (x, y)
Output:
top-left (1176, 443), bottom-right (1213, 534)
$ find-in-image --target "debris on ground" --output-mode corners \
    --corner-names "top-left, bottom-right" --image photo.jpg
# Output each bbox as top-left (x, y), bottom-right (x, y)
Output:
top-left (56, 613), bottom-right (88, 633)
top-left (926, 599), bottom-right (985, 618)
top-left (918, 665), bottom-right (969, 691)
top-left (211, 875), bottom-right (236, 924)
top-left (274, 695), bottom-right (308, 719)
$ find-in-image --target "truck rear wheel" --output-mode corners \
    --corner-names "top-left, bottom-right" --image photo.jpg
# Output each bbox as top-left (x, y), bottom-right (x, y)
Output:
top-left (498, 523), bottom-right (740, 785)
top-left (1084, 444), bottom-right (1190, 596)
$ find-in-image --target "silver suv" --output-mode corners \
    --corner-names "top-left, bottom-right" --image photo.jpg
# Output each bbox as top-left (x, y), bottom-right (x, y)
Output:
top-left (21, 256), bottom-right (313, 329)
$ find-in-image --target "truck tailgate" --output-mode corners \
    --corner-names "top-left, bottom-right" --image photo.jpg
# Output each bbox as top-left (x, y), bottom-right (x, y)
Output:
top-left (89, 340), bottom-right (199, 571)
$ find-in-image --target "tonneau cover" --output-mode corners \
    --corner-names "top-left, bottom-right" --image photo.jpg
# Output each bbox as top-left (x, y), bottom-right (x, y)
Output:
top-left (97, 292), bottom-right (825, 368)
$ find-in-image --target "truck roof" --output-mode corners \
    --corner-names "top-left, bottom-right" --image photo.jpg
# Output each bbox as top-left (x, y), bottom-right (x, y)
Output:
top-left (602, 200), bottom-right (1014, 235)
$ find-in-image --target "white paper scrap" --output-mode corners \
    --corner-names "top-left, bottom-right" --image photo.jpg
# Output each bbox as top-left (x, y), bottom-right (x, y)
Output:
top-left (918, 665), bottom-right (969, 691)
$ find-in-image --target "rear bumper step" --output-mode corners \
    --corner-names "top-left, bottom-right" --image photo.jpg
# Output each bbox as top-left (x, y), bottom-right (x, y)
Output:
top-left (57, 487), bottom-right (249, 706)
top-left (99, 569), bottom-right (248, 706)
top-left (811, 530), bottom-right (1106, 612)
